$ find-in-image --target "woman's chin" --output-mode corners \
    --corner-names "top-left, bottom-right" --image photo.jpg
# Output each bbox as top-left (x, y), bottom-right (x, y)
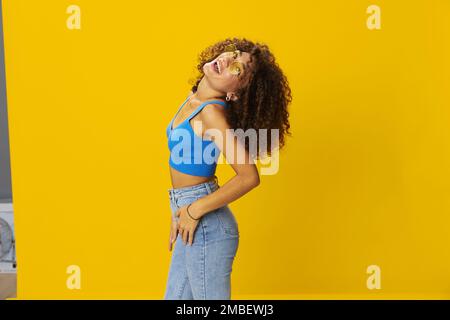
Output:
top-left (203, 68), bottom-right (216, 80)
top-left (204, 63), bottom-right (221, 77)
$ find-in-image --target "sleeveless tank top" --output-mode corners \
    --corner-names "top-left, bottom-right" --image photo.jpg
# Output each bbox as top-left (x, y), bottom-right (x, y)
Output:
top-left (166, 95), bottom-right (229, 177)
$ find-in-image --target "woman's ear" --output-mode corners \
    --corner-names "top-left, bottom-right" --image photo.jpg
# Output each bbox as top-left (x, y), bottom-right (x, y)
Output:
top-left (227, 92), bottom-right (239, 101)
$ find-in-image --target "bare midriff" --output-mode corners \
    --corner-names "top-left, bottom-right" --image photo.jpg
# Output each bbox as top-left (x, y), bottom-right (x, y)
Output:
top-left (169, 166), bottom-right (216, 189)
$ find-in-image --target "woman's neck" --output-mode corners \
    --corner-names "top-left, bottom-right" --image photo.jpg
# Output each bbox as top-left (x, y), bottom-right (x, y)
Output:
top-left (194, 77), bottom-right (225, 102)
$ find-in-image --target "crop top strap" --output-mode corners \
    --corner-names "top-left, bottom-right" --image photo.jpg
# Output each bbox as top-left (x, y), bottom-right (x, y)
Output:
top-left (173, 95), bottom-right (192, 118)
top-left (186, 100), bottom-right (228, 122)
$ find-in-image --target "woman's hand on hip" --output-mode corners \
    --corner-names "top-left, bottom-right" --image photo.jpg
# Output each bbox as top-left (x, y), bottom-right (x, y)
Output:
top-left (176, 204), bottom-right (200, 246)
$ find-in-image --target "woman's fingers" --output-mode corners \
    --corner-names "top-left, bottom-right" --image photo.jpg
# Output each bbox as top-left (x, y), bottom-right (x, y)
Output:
top-left (171, 221), bottom-right (178, 240)
top-left (178, 223), bottom-right (187, 245)
top-left (169, 219), bottom-right (178, 251)
top-left (178, 225), bottom-right (185, 244)
top-left (182, 228), bottom-right (188, 245)
top-left (175, 208), bottom-right (197, 246)
top-left (187, 230), bottom-right (194, 246)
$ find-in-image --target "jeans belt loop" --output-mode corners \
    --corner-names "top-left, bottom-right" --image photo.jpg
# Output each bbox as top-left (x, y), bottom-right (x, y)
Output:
top-left (205, 181), bottom-right (212, 194)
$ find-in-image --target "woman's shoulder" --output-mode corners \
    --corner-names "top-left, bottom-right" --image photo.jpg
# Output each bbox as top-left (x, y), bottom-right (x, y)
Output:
top-left (200, 102), bottom-right (229, 128)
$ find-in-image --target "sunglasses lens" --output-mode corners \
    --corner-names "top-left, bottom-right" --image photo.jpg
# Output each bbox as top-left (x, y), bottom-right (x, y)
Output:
top-left (229, 62), bottom-right (242, 75)
top-left (224, 43), bottom-right (237, 52)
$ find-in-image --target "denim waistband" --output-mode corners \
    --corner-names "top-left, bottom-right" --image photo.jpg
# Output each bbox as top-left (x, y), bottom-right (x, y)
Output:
top-left (167, 175), bottom-right (219, 202)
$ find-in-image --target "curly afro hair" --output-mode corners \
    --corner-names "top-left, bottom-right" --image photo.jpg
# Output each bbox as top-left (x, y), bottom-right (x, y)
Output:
top-left (189, 37), bottom-right (292, 160)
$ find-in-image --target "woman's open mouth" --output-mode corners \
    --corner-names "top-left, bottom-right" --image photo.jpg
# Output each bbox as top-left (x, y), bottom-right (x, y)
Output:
top-left (212, 60), bottom-right (221, 74)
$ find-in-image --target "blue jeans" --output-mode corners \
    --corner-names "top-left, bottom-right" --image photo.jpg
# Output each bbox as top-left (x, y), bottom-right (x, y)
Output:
top-left (164, 177), bottom-right (239, 300)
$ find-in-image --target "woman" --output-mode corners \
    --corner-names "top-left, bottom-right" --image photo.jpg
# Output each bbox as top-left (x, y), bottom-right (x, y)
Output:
top-left (164, 37), bottom-right (292, 300)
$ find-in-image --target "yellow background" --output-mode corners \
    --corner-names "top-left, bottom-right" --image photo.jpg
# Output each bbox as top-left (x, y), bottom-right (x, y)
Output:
top-left (2, 0), bottom-right (450, 299)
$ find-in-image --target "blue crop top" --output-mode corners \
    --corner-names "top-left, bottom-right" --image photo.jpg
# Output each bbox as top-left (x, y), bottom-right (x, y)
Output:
top-left (166, 95), bottom-right (229, 177)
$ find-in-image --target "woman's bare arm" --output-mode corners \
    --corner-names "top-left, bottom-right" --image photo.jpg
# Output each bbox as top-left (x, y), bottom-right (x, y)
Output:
top-left (188, 104), bottom-right (260, 219)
